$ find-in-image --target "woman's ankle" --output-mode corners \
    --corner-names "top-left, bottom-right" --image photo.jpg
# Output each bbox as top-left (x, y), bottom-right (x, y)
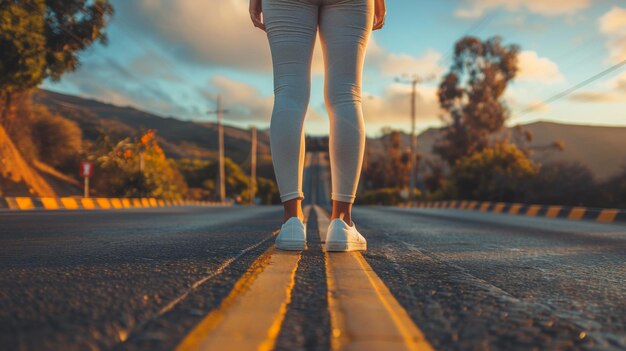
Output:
top-left (283, 198), bottom-right (304, 223)
top-left (331, 200), bottom-right (353, 226)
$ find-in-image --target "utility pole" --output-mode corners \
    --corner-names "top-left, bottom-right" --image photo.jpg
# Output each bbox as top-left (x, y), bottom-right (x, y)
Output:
top-left (207, 95), bottom-right (228, 202)
top-left (250, 126), bottom-right (257, 205)
top-left (395, 74), bottom-right (433, 202)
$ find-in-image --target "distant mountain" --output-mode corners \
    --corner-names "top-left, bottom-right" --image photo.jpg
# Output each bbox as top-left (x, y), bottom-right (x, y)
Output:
top-left (367, 121), bottom-right (626, 180)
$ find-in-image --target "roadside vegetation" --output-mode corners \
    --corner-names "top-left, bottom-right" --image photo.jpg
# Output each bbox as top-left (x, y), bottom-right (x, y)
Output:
top-left (359, 36), bottom-right (626, 208)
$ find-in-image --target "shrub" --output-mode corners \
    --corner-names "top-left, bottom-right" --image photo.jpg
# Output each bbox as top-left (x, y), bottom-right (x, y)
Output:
top-left (599, 165), bottom-right (626, 208)
top-left (449, 142), bottom-right (537, 202)
top-left (93, 130), bottom-right (188, 200)
top-left (357, 187), bottom-right (420, 205)
top-left (524, 161), bottom-right (598, 206)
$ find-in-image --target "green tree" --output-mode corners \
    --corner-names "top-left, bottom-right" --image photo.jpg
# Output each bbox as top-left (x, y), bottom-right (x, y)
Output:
top-left (0, 0), bottom-right (113, 124)
top-left (448, 142), bottom-right (537, 202)
top-left (0, 0), bottom-right (45, 121)
top-left (436, 36), bottom-right (520, 165)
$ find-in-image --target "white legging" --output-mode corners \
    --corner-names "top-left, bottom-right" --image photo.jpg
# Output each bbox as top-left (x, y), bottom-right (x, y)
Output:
top-left (263, 0), bottom-right (373, 204)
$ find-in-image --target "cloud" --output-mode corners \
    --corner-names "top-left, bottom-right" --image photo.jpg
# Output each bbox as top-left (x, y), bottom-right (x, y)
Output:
top-left (52, 56), bottom-right (194, 117)
top-left (362, 84), bottom-right (441, 127)
top-left (206, 75), bottom-right (325, 124)
top-left (599, 7), bottom-right (626, 63)
top-left (113, 0), bottom-right (272, 71)
top-left (455, 0), bottom-right (590, 19)
top-left (568, 91), bottom-right (619, 103)
top-left (516, 50), bottom-right (564, 84)
top-left (208, 75), bottom-right (273, 123)
top-left (366, 43), bottom-right (445, 78)
top-left (612, 71), bottom-right (626, 91)
top-left (129, 51), bottom-right (183, 83)
top-left (114, 0), bottom-right (436, 79)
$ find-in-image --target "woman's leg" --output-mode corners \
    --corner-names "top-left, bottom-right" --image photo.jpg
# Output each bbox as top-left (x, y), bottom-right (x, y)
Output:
top-left (319, 0), bottom-right (374, 225)
top-left (262, 0), bottom-right (319, 222)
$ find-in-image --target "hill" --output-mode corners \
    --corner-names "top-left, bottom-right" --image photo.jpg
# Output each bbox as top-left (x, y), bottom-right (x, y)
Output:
top-left (33, 89), bottom-right (273, 175)
top-left (367, 121), bottom-right (626, 180)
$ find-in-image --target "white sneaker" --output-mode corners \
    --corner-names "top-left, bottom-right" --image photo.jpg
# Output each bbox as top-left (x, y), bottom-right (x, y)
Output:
top-left (325, 218), bottom-right (367, 252)
top-left (275, 217), bottom-right (307, 251)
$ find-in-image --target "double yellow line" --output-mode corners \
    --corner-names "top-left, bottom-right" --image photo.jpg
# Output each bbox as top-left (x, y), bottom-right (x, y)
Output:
top-left (177, 205), bottom-right (434, 351)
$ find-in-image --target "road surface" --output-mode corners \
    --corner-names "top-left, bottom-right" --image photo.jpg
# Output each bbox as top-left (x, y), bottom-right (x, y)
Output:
top-left (1, 152), bottom-right (625, 350)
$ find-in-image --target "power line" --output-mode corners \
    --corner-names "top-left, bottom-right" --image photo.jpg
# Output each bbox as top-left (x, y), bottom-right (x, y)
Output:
top-left (518, 58), bottom-right (626, 116)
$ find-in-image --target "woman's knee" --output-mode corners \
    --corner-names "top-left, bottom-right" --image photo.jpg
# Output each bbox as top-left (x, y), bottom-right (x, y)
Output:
top-left (325, 81), bottom-right (362, 109)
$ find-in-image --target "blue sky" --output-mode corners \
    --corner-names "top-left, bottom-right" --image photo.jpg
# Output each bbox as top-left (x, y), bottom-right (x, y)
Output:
top-left (43, 0), bottom-right (626, 136)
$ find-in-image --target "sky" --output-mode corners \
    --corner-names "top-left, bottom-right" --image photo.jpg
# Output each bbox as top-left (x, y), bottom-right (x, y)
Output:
top-left (42, 0), bottom-right (626, 136)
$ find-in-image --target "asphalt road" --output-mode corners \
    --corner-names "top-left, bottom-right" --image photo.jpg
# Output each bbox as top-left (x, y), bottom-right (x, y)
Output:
top-left (1, 151), bottom-right (625, 350)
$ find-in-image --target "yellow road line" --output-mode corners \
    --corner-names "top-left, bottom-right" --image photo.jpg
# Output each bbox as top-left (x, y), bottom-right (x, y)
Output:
top-left (314, 205), bottom-right (434, 351)
top-left (177, 206), bottom-right (311, 351)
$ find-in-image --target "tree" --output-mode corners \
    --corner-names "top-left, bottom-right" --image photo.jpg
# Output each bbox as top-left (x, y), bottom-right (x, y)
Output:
top-left (0, 0), bottom-right (113, 124)
top-left (448, 142), bottom-right (537, 202)
top-left (0, 0), bottom-right (45, 122)
top-left (436, 36), bottom-right (520, 165)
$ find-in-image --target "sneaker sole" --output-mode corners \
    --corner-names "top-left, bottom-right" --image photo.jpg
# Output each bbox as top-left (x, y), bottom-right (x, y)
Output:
top-left (275, 240), bottom-right (306, 251)
top-left (325, 241), bottom-right (367, 252)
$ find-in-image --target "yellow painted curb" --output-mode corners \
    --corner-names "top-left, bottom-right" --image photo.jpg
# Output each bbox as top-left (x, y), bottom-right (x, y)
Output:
top-left (96, 198), bottom-right (111, 209)
top-left (526, 205), bottom-right (541, 217)
top-left (546, 206), bottom-right (561, 218)
top-left (81, 198), bottom-right (96, 210)
top-left (60, 197), bottom-right (79, 209)
top-left (568, 207), bottom-right (586, 220)
top-left (508, 204), bottom-right (522, 215)
top-left (597, 209), bottom-right (618, 223)
top-left (110, 198), bottom-right (123, 209)
top-left (40, 197), bottom-right (59, 210)
top-left (15, 197), bottom-right (35, 210)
